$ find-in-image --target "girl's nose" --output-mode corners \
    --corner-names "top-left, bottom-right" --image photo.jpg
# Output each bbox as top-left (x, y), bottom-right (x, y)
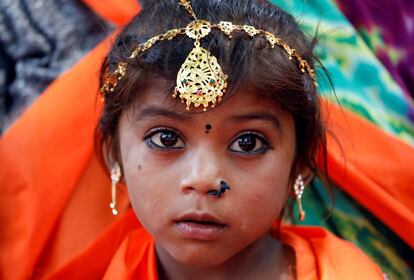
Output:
top-left (179, 147), bottom-right (222, 196)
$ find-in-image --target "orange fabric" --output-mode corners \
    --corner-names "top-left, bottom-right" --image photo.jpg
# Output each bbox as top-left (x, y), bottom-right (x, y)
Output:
top-left (321, 100), bottom-right (414, 248)
top-left (0, 35), bottom-right (125, 279)
top-left (81, 0), bottom-right (140, 26)
top-left (44, 211), bottom-right (142, 280)
top-left (0, 38), bottom-right (110, 279)
top-left (279, 226), bottom-right (384, 280)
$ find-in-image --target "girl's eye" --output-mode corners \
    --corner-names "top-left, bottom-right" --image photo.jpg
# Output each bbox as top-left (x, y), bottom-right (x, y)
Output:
top-left (228, 133), bottom-right (269, 154)
top-left (145, 129), bottom-right (185, 150)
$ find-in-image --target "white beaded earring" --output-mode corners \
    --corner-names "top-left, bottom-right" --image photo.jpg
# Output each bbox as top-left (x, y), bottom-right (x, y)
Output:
top-left (294, 174), bottom-right (306, 221)
top-left (109, 162), bottom-right (121, 216)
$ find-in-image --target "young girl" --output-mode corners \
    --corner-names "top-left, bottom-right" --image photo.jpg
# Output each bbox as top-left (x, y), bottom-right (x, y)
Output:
top-left (1, 0), bottom-right (403, 279)
top-left (95, 0), bottom-right (384, 278)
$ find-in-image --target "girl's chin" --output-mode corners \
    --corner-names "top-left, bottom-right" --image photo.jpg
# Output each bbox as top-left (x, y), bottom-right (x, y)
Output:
top-left (175, 257), bottom-right (227, 268)
top-left (164, 247), bottom-right (232, 268)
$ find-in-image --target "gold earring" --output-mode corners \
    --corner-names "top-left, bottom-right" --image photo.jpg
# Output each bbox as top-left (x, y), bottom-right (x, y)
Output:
top-left (109, 163), bottom-right (121, 216)
top-left (294, 174), bottom-right (306, 221)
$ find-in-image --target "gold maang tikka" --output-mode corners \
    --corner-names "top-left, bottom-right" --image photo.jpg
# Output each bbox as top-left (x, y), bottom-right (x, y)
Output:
top-left (101, 0), bottom-right (317, 111)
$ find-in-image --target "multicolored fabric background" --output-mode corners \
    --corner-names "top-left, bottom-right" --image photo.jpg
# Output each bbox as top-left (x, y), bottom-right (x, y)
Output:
top-left (268, 1), bottom-right (414, 279)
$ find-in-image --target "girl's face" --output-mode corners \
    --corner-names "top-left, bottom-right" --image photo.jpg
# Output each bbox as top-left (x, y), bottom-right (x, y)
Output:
top-left (119, 80), bottom-right (296, 267)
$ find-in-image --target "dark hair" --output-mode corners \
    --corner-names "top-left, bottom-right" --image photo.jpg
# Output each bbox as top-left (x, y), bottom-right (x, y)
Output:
top-left (97, 0), bottom-right (330, 208)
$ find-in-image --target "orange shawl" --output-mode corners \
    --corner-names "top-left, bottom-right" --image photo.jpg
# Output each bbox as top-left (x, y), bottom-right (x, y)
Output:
top-left (0, 0), bottom-right (412, 279)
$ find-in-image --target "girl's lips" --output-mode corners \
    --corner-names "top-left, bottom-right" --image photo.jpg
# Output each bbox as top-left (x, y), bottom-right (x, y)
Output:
top-left (175, 221), bottom-right (227, 240)
top-left (174, 212), bottom-right (227, 240)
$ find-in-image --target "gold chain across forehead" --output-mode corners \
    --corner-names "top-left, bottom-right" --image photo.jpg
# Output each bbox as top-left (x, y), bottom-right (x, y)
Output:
top-left (101, 0), bottom-right (317, 111)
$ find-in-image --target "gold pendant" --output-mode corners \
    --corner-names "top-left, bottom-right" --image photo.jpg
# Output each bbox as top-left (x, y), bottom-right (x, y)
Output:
top-left (172, 19), bottom-right (228, 111)
top-left (173, 45), bottom-right (228, 111)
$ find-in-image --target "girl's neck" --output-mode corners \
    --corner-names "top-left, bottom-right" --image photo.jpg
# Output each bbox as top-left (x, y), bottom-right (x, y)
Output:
top-left (155, 232), bottom-right (295, 280)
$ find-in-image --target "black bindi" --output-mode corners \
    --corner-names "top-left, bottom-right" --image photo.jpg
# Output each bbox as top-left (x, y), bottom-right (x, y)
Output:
top-left (205, 124), bottom-right (212, 134)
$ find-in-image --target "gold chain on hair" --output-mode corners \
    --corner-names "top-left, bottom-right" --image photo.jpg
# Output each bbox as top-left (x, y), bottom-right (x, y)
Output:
top-left (101, 0), bottom-right (317, 111)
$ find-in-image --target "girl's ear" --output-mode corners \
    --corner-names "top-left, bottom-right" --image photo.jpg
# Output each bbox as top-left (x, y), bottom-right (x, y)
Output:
top-left (292, 163), bottom-right (313, 186)
top-left (103, 137), bottom-right (127, 184)
top-left (301, 168), bottom-right (314, 186)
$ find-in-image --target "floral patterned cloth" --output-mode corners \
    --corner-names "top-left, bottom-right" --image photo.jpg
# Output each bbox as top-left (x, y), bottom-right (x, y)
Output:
top-left (337, 0), bottom-right (414, 104)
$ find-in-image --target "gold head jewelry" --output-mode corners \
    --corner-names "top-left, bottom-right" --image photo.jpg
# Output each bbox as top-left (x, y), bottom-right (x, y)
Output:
top-left (101, 0), bottom-right (317, 111)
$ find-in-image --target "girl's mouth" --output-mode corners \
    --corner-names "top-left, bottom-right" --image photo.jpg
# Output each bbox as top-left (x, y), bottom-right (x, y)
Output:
top-left (175, 212), bottom-right (227, 240)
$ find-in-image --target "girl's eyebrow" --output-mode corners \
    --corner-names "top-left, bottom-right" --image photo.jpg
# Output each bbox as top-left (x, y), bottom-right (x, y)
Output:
top-left (229, 112), bottom-right (283, 134)
top-left (136, 105), bottom-right (191, 122)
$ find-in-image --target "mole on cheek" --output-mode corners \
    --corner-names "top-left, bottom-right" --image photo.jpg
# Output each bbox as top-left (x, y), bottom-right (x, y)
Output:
top-left (138, 165), bottom-right (142, 171)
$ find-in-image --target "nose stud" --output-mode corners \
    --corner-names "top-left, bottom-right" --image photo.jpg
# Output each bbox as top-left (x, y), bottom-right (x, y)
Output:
top-left (208, 180), bottom-right (231, 197)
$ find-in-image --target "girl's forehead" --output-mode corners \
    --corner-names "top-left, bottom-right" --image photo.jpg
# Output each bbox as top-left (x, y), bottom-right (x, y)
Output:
top-left (131, 80), bottom-right (287, 121)
top-left (126, 79), bottom-right (292, 137)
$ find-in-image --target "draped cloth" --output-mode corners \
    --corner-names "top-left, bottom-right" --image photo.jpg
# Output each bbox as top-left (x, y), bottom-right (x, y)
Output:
top-left (0, 0), bottom-right (413, 279)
